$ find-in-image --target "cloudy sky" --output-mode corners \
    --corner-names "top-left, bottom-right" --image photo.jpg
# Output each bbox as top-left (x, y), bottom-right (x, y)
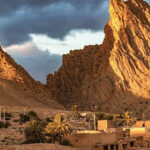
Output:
top-left (0, 0), bottom-right (150, 83)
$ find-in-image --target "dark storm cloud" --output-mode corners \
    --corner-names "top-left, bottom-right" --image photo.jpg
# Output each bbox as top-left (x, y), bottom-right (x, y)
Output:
top-left (13, 53), bottom-right (62, 84)
top-left (6, 44), bottom-right (62, 83)
top-left (0, 0), bottom-right (109, 46)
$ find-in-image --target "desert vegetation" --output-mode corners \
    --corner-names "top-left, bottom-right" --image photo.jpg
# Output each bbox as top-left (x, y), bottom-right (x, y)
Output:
top-left (45, 114), bottom-right (72, 145)
top-left (96, 111), bottom-right (136, 127)
top-left (122, 111), bottom-right (136, 127)
top-left (23, 114), bottom-right (72, 146)
top-left (0, 121), bottom-right (11, 128)
top-left (25, 120), bottom-right (45, 144)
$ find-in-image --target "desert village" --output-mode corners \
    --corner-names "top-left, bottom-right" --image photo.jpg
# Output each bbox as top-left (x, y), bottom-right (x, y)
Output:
top-left (0, 0), bottom-right (149, 149)
top-left (0, 106), bottom-right (150, 150)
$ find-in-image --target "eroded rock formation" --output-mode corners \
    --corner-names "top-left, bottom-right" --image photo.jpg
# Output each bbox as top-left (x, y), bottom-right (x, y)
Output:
top-left (46, 0), bottom-right (150, 116)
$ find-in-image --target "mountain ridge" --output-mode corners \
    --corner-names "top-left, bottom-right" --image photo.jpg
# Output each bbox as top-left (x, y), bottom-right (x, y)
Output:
top-left (0, 46), bottom-right (62, 109)
top-left (0, 0), bottom-right (149, 118)
top-left (46, 0), bottom-right (150, 118)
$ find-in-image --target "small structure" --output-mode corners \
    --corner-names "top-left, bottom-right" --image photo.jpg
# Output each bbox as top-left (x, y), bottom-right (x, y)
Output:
top-left (134, 121), bottom-right (150, 128)
top-left (98, 120), bottom-right (113, 131)
top-left (134, 121), bottom-right (144, 127)
top-left (123, 127), bottom-right (146, 137)
top-left (145, 121), bottom-right (150, 127)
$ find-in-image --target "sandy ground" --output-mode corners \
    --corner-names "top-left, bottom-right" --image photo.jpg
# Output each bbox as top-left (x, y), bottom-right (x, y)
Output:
top-left (0, 78), bottom-right (49, 108)
top-left (0, 78), bottom-right (63, 110)
top-left (0, 144), bottom-right (79, 150)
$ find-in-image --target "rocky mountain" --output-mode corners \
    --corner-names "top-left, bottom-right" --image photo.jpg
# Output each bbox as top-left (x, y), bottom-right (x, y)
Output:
top-left (46, 0), bottom-right (150, 117)
top-left (0, 46), bottom-right (60, 108)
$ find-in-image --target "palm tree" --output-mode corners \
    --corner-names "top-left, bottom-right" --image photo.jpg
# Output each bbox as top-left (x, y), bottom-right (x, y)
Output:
top-left (122, 111), bottom-right (136, 127)
top-left (45, 114), bottom-right (72, 144)
top-left (25, 120), bottom-right (45, 143)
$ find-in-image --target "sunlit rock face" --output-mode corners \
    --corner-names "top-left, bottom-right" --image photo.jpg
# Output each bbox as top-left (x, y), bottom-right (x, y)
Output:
top-left (47, 0), bottom-right (150, 117)
top-left (0, 46), bottom-right (35, 85)
top-left (0, 46), bottom-right (60, 108)
top-left (109, 0), bottom-right (150, 99)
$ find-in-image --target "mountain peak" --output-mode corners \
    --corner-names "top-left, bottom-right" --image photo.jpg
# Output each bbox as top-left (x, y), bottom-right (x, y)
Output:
top-left (46, 0), bottom-right (150, 116)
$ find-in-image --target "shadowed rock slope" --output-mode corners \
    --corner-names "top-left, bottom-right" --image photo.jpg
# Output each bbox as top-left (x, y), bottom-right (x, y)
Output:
top-left (46, 0), bottom-right (150, 117)
top-left (0, 46), bottom-right (61, 108)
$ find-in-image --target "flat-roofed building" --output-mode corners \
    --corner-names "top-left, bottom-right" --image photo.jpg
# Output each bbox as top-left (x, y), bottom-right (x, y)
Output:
top-left (98, 120), bottom-right (113, 131)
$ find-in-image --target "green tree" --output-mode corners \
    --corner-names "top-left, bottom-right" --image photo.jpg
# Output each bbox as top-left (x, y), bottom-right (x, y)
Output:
top-left (19, 114), bottom-right (30, 123)
top-left (27, 111), bottom-right (39, 120)
top-left (24, 120), bottom-right (45, 143)
top-left (122, 111), bottom-right (136, 127)
top-left (45, 114), bottom-right (72, 144)
top-left (0, 121), bottom-right (11, 128)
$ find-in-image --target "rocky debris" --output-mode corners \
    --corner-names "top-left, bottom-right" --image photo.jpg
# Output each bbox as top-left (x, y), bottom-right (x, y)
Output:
top-left (46, 0), bottom-right (150, 117)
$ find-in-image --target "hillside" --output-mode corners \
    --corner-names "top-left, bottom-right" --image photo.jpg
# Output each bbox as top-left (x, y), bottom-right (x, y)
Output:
top-left (46, 0), bottom-right (150, 117)
top-left (0, 46), bottom-right (61, 108)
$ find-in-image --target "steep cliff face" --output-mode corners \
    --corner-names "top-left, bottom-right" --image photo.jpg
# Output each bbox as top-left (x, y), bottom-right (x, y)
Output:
top-left (109, 0), bottom-right (150, 98)
top-left (46, 0), bottom-right (150, 116)
top-left (0, 46), bottom-right (60, 108)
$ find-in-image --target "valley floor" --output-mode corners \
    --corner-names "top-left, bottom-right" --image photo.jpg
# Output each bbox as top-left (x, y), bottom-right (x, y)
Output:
top-left (0, 144), bottom-right (78, 150)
